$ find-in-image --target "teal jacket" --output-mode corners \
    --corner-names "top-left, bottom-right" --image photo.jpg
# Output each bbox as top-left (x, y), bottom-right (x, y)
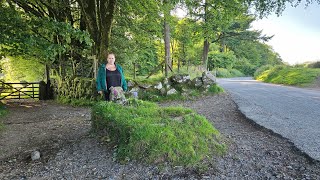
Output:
top-left (96, 63), bottom-right (128, 92)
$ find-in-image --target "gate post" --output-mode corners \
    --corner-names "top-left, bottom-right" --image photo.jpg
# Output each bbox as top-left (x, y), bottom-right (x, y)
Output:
top-left (39, 81), bottom-right (47, 100)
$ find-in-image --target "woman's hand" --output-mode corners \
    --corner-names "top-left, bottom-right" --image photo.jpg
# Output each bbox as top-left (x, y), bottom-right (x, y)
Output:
top-left (98, 91), bottom-right (103, 95)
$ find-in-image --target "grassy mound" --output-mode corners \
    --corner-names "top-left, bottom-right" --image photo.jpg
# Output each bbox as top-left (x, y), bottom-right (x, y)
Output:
top-left (91, 99), bottom-right (226, 166)
top-left (256, 66), bottom-right (320, 86)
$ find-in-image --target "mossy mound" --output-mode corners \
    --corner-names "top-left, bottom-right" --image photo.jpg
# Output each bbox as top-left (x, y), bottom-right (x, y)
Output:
top-left (91, 99), bottom-right (226, 166)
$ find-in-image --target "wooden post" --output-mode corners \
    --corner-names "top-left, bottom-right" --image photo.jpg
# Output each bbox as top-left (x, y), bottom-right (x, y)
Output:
top-left (39, 81), bottom-right (47, 100)
top-left (32, 84), bottom-right (35, 98)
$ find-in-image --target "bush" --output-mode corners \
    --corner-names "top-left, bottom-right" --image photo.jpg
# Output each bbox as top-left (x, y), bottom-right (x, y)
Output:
top-left (216, 68), bottom-right (232, 78)
top-left (254, 65), bottom-right (274, 79)
top-left (215, 68), bottom-right (244, 78)
top-left (91, 99), bottom-right (226, 166)
top-left (229, 69), bottom-right (245, 77)
top-left (51, 77), bottom-right (96, 103)
top-left (207, 52), bottom-right (237, 70)
top-left (233, 58), bottom-right (256, 76)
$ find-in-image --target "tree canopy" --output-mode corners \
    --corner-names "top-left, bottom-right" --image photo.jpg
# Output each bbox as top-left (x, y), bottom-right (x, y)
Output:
top-left (1, 0), bottom-right (319, 81)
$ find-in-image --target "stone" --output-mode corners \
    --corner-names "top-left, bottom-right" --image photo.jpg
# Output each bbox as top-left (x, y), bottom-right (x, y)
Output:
top-left (129, 87), bottom-right (140, 93)
top-left (167, 88), bottom-right (178, 95)
top-left (160, 88), bottom-right (166, 95)
top-left (131, 91), bottom-right (138, 99)
top-left (181, 87), bottom-right (189, 93)
top-left (163, 78), bottom-right (169, 85)
top-left (162, 78), bottom-right (171, 89)
top-left (31, 151), bottom-right (40, 161)
top-left (170, 74), bottom-right (190, 84)
top-left (181, 92), bottom-right (188, 97)
top-left (109, 86), bottom-right (127, 105)
top-left (202, 71), bottom-right (216, 86)
top-left (127, 80), bottom-right (135, 88)
top-left (192, 77), bottom-right (202, 88)
top-left (138, 83), bottom-right (152, 89)
top-left (154, 82), bottom-right (163, 90)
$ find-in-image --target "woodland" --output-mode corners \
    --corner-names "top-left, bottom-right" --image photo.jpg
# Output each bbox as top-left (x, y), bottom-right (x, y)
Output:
top-left (0, 0), bottom-right (318, 98)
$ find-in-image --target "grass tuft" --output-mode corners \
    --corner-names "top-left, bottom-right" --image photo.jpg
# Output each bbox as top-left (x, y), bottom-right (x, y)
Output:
top-left (0, 102), bottom-right (7, 131)
top-left (208, 84), bottom-right (224, 94)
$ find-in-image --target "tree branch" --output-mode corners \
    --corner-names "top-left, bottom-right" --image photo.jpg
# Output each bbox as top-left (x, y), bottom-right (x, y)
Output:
top-left (15, 0), bottom-right (45, 17)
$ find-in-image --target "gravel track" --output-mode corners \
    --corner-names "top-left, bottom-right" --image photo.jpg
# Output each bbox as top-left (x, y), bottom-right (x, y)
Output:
top-left (0, 94), bottom-right (319, 179)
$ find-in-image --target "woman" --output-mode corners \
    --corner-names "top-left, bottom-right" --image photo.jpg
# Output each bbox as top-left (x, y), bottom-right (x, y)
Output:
top-left (96, 52), bottom-right (127, 101)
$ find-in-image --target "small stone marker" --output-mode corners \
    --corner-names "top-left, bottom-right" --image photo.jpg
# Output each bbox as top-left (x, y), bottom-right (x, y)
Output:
top-left (31, 150), bottom-right (40, 161)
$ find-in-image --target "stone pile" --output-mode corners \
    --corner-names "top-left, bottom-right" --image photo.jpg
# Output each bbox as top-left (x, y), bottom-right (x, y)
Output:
top-left (127, 72), bottom-right (216, 98)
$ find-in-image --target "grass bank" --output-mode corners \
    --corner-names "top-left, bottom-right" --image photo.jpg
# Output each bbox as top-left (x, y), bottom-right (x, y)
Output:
top-left (91, 99), bottom-right (226, 166)
top-left (0, 102), bottom-right (7, 131)
top-left (255, 66), bottom-right (320, 86)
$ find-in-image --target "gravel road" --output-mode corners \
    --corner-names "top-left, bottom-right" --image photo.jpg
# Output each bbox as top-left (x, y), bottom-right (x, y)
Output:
top-left (217, 77), bottom-right (320, 161)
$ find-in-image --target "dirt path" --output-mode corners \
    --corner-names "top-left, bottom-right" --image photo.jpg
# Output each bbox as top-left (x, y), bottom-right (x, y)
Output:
top-left (0, 95), bottom-right (319, 179)
top-left (0, 100), bottom-right (91, 161)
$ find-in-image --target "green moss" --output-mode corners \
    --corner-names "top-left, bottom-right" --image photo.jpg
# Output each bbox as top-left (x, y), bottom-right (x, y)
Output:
top-left (91, 99), bottom-right (226, 166)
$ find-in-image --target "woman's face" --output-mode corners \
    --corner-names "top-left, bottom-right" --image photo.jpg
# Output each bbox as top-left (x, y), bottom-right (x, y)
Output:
top-left (107, 54), bottom-right (115, 64)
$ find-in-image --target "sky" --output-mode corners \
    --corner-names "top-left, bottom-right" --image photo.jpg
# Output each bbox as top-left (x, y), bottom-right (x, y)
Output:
top-left (251, 2), bottom-right (320, 65)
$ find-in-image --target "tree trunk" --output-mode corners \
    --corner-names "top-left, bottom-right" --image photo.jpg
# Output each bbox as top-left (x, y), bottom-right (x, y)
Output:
top-left (77, 0), bottom-right (116, 62)
top-left (171, 40), bottom-right (174, 70)
top-left (178, 57), bottom-right (180, 73)
top-left (45, 64), bottom-right (50, 83)
top-left (220, 33), bottom-right (226, 53)
top-left (99, 0), bottom-right (116, 60)
top-left (77, 0), bottom-right (99, 55)
top-left (164, 20), bottom-right (171, 77)
top-left (202, 0), bottom-right (209, 71)
top-left (179, 43), bottom-right (185, 73)
top-left (77, 0), bottom-right (117, 78)
top-left (202, 39), bottom-right (210, 71)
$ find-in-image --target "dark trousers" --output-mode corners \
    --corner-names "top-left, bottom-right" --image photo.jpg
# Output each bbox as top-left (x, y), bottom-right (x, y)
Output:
top-left (104, 91), bottom-right (110, 101)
